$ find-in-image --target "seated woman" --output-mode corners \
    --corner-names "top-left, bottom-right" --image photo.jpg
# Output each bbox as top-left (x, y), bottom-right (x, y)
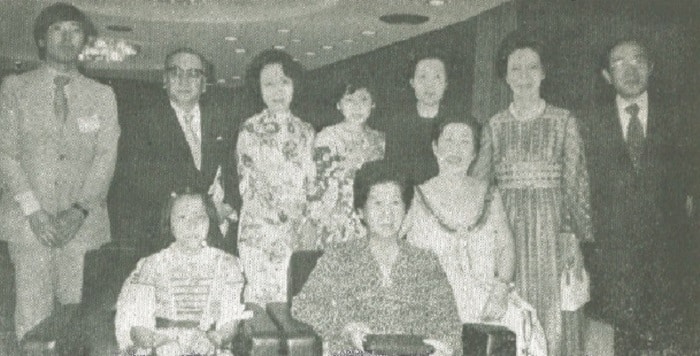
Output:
top-left (115, 189), bottom-right (249, 356)
top-left (403, 117), bottom-right (546, 356)
top-left (292, 160), bottom-right (462, 356)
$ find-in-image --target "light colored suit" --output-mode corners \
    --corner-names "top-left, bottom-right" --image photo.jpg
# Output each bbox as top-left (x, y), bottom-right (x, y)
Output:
top-left (0, 65), bottom-right (119, 339)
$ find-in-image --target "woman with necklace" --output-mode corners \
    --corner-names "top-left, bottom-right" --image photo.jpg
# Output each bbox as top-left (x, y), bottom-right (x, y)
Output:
top-left (292, 161), bottom-right (461, 356)
top-left (306, 80), bottom-right (385, 249)
top-left (471, 33), bottom-right (594, 355)
top-left (404, 117), bottom-right (547, 356)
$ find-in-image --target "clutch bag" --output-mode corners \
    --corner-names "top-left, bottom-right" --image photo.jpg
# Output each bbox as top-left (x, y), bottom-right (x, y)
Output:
top-left (363, 334), bottom-right (435, 355)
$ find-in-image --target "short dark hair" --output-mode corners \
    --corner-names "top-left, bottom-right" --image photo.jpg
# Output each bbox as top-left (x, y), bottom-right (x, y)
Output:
top-left (33, 3), bottom-right (96, 60)
top-left (334, 75), bottom-right (375, 104)
top-left (353, 160), bottom-right (414, 211)
top-left (407, 52), bottom-right (449, 80)
top-left (431, 116), bottom-right (481, 153)
top-left (158, 187), bottom-right (223, 250)
top-left (164, 47), bottom-right (213, 83)
top-left (599, 38), bottom-right (653, 72)
top-left (245, 49), bottom-right (304, 112)
top-left (495, 31), bottom-right (548, 79)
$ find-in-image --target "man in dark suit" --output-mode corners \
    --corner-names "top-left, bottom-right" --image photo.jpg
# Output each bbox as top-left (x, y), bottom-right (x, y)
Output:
top-left (581, 39), bottom-right (690, 354)
top-left (109, 48), bottom-right (239, 253)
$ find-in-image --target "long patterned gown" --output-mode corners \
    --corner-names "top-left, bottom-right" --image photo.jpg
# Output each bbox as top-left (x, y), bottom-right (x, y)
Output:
top-left (236, 109), bottom-right (315, 305)
top-left (308, 124), bottom-right (384, 248)
top-left (472, 103), bottom-right (593, 356)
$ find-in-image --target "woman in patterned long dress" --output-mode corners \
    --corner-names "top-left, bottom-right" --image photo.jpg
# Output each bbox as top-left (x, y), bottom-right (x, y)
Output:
top-left (471, 34), bottom-right (593, 355)
top-left (115, 190), bottom-right (248, 356)
top-left (307, 81), bottom-right (384, 248)
top-left (236, 50), bottom-right (316, 305)
top-left (404, 117), bottom-right (547, 356)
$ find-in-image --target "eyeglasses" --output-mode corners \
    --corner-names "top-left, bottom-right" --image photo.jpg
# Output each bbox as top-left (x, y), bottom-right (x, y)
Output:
top-left (610, 57), bottom-right (648, 69)
top-left (166, 66), bottom-right (205, 80)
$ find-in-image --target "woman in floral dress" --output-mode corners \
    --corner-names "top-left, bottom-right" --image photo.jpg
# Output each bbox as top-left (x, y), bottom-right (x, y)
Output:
top-left (471, 33), bottom-right (593, 355)
top-left (236, 49), bottom-right (315, 305)
top-left (308, 81), bottom-right (384, 248)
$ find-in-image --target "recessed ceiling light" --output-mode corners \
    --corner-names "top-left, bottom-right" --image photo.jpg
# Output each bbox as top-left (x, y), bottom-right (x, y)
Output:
top-left (361, 30), bottom-right (376, 36)
top-left (277, 29), bottom-right (291, 33)
top-left (428, 0), bottom-right (446, 5)
top-left (343, 39), bottom-right (354, 43)
top-left (321, 45), bottom-right (333, 50)
top-left (231, 76), bottom-right (241, 80)
top-left (292, 57), bottom-right (300, 62)
top-left (305, 52), bottom-right (316, 56)
top-left (274, 45), bottom-right (286, 50)
top-left (224, 36), bottom-right (237, 42)
top-left (234, 48), bottom-right (246, 54)
top-left (106, 25), bottom-right (133, 33)
top-left (217, 79), bottom-right (226, 84)
top-left (291, 38), bottom-right (302, 43)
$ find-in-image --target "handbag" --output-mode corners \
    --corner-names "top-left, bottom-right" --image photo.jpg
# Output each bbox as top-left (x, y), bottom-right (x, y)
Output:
top-left (363, 334), bottom-right (435, 356)
top-left (560, 265), bottom-right (590, 311)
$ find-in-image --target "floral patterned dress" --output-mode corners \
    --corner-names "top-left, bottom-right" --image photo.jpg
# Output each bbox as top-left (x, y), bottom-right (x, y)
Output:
top-left (308, 124), bottom-right (384, 248)
top-left (473, 104), bottom-right (594, 356)
top-left (114, 246), bottom-right (247, 356)
top-left (291, 239), bottom-right (462, 356)
top-left (236, 110), bottom-right (315, 305)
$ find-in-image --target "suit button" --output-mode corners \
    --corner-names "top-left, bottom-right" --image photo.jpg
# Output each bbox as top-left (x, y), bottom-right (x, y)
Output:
top-left (59, 154), bottom-right (66, 161)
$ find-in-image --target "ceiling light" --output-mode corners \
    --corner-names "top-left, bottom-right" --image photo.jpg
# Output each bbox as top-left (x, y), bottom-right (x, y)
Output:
top-left (231, 76), bottom-right (241, 80)
top-left (224, 36), bottom-right (238, 41)
top-left (79, 37), bottom-right (139, 62)
top-left (234, 48), bottom-right (246, 54)
top-left (361, 30), bottom-right (376, 36)
top-left (305, 52), bottom-right (316, 56)
top-left (343, 39), bottom-right (354, 43)
top-left (291, 38), bottom-right (302, 43)
top-left (277, 29), bottom-right (291, 33)
top-left (428, 0), bottom-right (446, 5)
top-left (321, 45), bottom-right (333, 50)
top-left (274, 45), bottom-right (286, 50)
top-left (217, 79), bottom-right (226, 84)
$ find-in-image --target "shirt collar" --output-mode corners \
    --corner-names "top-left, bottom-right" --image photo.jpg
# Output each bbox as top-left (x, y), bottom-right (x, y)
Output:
top-left (616, 91), bottom-right (648, 113)
top-left (42, 63), bottom-right (80, 81)
top-left (170, 101), bottom-right (201, 119)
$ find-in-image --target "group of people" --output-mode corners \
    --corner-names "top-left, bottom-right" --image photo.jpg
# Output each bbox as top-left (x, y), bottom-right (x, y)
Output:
top-left (0, 2), bottom-right (694, 356)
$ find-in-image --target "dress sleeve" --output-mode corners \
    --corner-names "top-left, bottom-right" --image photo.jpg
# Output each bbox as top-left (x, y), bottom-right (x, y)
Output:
top-left (471, 120), bottom-right (494, 183)
top-left (415, 254), bottom-right (463, 356)
top-left (562, 114), bottom-right (594, 242)
top-left (114, 257), bottom-right (159, 351)
top-left (291, 248), bottom-right (352, 353)
top-left (216, 254), bottom-right (247, 325)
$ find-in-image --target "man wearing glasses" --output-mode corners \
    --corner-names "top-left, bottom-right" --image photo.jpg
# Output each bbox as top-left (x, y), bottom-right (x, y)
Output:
top-left (0, 2), bottom-right (119, 346)
top-left (581, 39), bottom-right (691, 355)
top-left (110, 48), bottom-right (238, 252)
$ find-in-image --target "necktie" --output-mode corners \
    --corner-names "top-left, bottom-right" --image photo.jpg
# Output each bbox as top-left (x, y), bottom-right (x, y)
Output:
top-left (625, 103), bottom-right (644, 169)
top-left (184, 113), bottom-right (202, 170)
top-left (54, 76), bottom-right (71, 122)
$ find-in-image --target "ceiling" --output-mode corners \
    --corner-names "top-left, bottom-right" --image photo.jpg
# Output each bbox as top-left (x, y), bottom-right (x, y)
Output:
top-left (0, 0), bottom-right (509, 86)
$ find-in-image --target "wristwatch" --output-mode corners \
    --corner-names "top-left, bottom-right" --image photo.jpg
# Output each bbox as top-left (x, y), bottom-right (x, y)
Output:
top-left (71, 203), bottom-right (89, 218)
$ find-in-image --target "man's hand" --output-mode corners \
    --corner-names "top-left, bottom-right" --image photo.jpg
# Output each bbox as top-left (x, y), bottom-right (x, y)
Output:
top-left (28, 210), bottom-right (58, 247)
top-left (54, 207), bottom-right (86, 246)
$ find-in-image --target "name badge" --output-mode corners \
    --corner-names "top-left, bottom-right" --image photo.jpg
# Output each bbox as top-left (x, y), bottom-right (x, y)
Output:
top-left (77, 114), bottom-right (101, 133)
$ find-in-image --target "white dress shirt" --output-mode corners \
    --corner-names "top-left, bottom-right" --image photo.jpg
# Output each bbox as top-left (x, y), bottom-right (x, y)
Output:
top-left (616, 91), bottom-right (649, 141)
top-left (170, 101), bottom-right (202, 170)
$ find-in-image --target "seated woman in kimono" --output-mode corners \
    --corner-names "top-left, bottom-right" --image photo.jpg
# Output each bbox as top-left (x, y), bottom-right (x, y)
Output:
top-left (292, 160), bottom-right (463, 356)
top-left (115, 189), bottom-right (248, 356)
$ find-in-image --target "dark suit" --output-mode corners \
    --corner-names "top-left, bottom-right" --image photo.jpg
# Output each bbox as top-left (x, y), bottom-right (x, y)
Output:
top-left (109, 90), bottom-right (240, 253)
top-left (581, 90), bottom-right (689, 349)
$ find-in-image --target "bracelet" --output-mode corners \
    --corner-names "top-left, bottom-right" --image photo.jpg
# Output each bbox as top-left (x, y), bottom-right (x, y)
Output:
top-left (71, 203), bottom-right (89, 218)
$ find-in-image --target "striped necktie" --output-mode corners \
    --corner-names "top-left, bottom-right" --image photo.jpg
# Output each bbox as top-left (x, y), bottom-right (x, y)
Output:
top-left (625, 103), bottom-right (644, 169)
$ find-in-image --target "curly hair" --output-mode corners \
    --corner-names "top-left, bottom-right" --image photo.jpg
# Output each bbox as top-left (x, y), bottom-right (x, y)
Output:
top-left (353, 160), bottom-right (414, 212)
top-left (244, 49), bottom-right (304, 112)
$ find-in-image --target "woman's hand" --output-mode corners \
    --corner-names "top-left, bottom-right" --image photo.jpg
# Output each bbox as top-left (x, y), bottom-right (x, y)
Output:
top-left (481, 281), bottom-right (510, 321)
top-left (188, 329), bottom-right (215, 355)
top-left (343, 322), bottom-right (371, 350)
top-left (423, 339), bottom-right (453, 356)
